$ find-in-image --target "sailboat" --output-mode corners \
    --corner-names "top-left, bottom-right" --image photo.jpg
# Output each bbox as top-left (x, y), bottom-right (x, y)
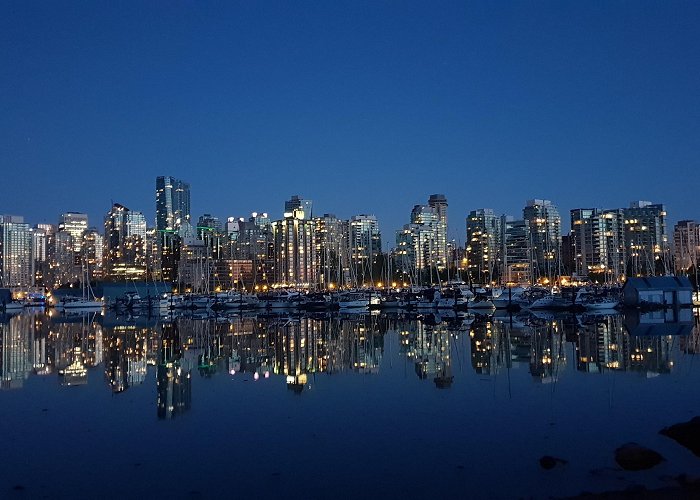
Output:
top-left (56, 263), bottom-right (103, 311)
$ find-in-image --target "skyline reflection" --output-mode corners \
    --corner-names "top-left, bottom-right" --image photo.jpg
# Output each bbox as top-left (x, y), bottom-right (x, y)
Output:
top-left (1, 309), bottom-right (698, 401)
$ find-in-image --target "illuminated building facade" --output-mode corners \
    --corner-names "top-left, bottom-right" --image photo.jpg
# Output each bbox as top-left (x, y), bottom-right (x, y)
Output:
top-left (104, 203), bottom-right (147, 279)
top-left (284, 195), bottom-right (313, 220)
top-left (349, 214), bottom-right (381, 284)
top-left (523, 199), bottom-right (561, 282)
top-left (314, 214), bottom-right (349, 288)
top-left (156, 176), bottom-right (191, 231)
top-left (271, 209), bottom-right (316, 286)
top-left (58, 212), bottom-right (88, 253)
top-left (0, 215), bottom-right (33, 288)
top-left (673, 220), bottom-right (700, 272)
top-left (428, 194), bottom-right (448, 269)
top-left (623, 201), bottom-right (668, 276)
top-left (570, 208), bottom-right (625, 280)
top-left (502, 217), bottom-right (532, 284)
top-left (466, 208), bottom-right (501, 285)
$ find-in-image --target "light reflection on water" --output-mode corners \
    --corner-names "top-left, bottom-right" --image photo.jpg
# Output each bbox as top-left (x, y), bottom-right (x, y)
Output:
top-left (1, 309), bottom-right (699, 498)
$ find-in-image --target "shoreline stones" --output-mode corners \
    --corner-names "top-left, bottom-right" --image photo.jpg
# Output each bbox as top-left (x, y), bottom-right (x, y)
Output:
top-left (614, 443), bottom-right (664, 471)
top-left (660, 416), bottom-right (700, 457)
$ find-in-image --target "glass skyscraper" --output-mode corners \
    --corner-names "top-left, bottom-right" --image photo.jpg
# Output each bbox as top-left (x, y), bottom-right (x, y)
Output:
top-left (156, 176), bottom-right (191, 231)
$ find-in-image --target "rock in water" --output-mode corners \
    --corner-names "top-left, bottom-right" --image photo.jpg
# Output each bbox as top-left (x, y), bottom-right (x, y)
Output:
top-left (614, 443), bottom-right (664, 471)
top-left (539, 455), bottom-right (567, 470)
top-left (660, 416), bottom-right (700, 457)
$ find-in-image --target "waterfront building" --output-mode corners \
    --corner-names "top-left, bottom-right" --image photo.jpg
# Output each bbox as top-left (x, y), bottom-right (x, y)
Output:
top-left (623, 201), bottom-right (669, 276)
top-left (0, 215), bottom-right (33, 288)
top-left (349, 214), bottom-right (381, 285)
top-left (224, 212), bottom-right (273, 286)
top-left (570, 208), bottom-right (625, 281)
top-left (314, 214), bottom-right (350, 288)
top-left (673, 220), bottom-right (700, 273)
top-left (466, 209), bottom-right (501, 285)
top-left (395, 197), bottom-right (448, 283)
top-left (523, 199), bottom-right (562, 282)
top-left (32, 224), bottom-right (52, 287)
top-left (501, 217), bottom-right (532, 285)
top-left (284, 195), bottom-right (313, 220)
top-left (271, 209), bottom-right (316, 287)
top-left (104, 204), bottom-right (148, 279)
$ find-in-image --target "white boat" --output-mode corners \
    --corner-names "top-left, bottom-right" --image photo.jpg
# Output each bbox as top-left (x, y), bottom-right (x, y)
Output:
top-left (583, 298), bottom-right (620, 310)
top-left (492, 287), bottom-right (527, 309)
top-left (57, 296), bottom-right (103, 311)
top-left (467, 296), bottom-right (495, 310)
top-left (257, 290), bottom-right (301, 309)
top-left (55, 262), bottom-right (103, 311)
top-left (337, 291), bottom-right (370, 309)
top-left (159, 293), bottom-right (187, 310)
top-left (221, 292), bottom-right (259, 310)
top-left (575, 288), bottom-right (620, 311)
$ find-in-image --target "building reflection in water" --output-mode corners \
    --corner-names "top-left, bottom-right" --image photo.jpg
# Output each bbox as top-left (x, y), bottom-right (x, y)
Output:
top-left (1, 308), bottom-right (699, 403)
top-left (157, 321), bottom-right (192, 419)
top-left (404, 313), bottom-right (459, 388)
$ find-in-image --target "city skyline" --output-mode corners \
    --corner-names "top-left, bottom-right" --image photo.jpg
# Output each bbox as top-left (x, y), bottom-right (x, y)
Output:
top-left (2, 2), bottom-right (699, 238)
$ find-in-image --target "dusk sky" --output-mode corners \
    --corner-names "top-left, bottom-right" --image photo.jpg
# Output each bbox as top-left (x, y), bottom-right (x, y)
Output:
top-left (2, 1), bottom-right (699, 241)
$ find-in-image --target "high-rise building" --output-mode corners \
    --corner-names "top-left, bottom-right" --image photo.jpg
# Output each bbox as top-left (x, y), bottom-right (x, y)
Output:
top-left (673, 220), bottom-right (700, 273)
top-left (82, 229), bottom-right (104, 280)
top-left (623, 201), bottom-right (668, 276)
top-left (570, 208), bottom-right (625, 280)
top-left (349, 214), bottom-right (381, 284)
top-left (156, 176), bottom-right (191, 231)
top-left (502, 217), bottom-right (532, 284)
top-left (0, 215), bottom-right (33, 288)
top-left (58, 212), bottom-right (88, 253)
top-left (466, 209), bottom-right (501, 285)
top-left (155, 176), bottom-right (191, 283)
top-left (428, 194), bottom-right (448, 269)
top-left (314, 214), bottom-right (349, 288)
top-left (104, 204), bottom-right (147, 278)
top-left (395, 200), bottom-right (446, 283)
top-left (284, 195), bottom-right (313, 220)
top-left (271, 209), bottom-right (315, 286)
top-left (32, 224), bottom-right (52, 287)
top-left (523, 199), bottom-right (561, 281)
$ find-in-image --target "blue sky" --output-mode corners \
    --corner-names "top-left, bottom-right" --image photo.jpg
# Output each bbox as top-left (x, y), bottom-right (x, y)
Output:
top-left (2, 1), bottom-right (699, 241)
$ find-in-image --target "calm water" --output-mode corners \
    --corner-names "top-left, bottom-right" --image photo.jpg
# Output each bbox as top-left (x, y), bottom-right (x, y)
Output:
top-left (1, 308), bottom-right (700, 499)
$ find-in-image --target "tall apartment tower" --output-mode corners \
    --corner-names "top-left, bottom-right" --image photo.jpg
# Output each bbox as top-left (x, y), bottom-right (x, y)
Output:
top-left (284, 195), bottom-right (313, 220)
top-left (58, 212), bottom-right (89, 253)
top-left (271, 209), bottom-right (316, 286)
top-left (623, 201), bottom-right (668, 276)
top-left (428, 194), bottom-right (448, 269)
top-left (523, 199), bottom-right (562, 281)
top-left (466, 209), bottom-right (501, 285)
top-left (349, 214), bottom-right (382, 283)
top-left (156, 176), bottom-right (191, 231)
top-left (673, 220), bottom-right (700, 273)
top-left (104, 204), bottom-right (148, 278)
top-left (0, 215), bottom-right (33, 288)
top-left (570, 208), bottom-right (625, 280)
